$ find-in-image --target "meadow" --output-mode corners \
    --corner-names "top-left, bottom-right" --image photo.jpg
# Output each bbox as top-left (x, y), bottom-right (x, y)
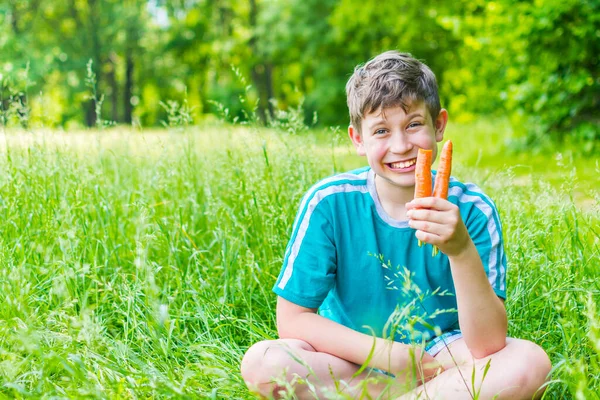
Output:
top-left (0, 120), bottom-right (598, 399)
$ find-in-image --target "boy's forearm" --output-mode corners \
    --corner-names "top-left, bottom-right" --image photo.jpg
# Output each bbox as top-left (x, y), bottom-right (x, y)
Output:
top-left (449, 239), bottom-right (508, 358)
top-left (278, 310), bottom-right (438, 377)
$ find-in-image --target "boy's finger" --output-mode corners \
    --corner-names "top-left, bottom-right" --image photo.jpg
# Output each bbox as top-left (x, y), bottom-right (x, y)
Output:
top-left (406, 208), bottom-right (448, 223)
top-left (408, 219), bottom-right (445, 235)
top-left (414, 229), bottom-right (443, 245)
top-left (406, 197), bottom-right (451, 210)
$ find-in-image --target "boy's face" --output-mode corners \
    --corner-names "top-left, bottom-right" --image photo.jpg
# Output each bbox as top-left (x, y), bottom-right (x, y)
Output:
top-left (348, 101), bottom-right (447, 191)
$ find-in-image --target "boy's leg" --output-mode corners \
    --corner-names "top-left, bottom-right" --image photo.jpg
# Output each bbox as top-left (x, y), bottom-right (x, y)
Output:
top-left (240, 338), bottom-right (403, 399)
top-left (397, 337), bottom-right (551, 400)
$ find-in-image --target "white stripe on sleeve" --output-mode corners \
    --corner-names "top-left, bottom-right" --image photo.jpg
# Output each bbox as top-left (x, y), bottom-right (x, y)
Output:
top-left (278, 181), bottom-right (369, 290)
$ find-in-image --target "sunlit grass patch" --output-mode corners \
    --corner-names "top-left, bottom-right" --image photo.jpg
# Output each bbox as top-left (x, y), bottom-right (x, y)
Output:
top-left (0, 122), bottom-right (597, 398)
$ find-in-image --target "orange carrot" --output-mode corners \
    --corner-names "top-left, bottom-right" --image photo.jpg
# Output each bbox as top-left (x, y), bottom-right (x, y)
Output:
top-left (414, 148), bottom-right (432, 248)
top-left (430, 140), bottom-right (453, 257)
top-left (414, 149), bottom-right (433, 199)
top-left (432, 140), bottom-right (453, 199)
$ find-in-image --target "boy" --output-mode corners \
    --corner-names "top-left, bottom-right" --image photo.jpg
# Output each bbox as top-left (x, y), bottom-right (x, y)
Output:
top-left (241, 51), bottom-right (551, 399)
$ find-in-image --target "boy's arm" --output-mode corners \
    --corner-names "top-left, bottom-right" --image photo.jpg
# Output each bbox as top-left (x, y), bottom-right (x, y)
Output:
top-left (276, 296), bottom-right (442, 380)
top-left (446, 238), bottom-right (507, 358)
top-left (406, 198), bottom-right (508, 359)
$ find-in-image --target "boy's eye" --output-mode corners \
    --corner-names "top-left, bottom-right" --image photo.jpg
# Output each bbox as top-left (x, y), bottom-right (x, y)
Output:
top-left (374, 129), bottom-right (387, 135)
top-left (408, 122), bottom-right (422, 129)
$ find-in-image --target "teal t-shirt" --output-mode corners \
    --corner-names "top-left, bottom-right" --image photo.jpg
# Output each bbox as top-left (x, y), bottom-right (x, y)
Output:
top-left (273, 167), bottom-right (507, 343)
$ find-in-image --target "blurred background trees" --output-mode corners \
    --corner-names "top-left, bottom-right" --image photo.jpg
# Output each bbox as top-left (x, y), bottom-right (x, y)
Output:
top-left (0, 0), bottom-right (598, 147)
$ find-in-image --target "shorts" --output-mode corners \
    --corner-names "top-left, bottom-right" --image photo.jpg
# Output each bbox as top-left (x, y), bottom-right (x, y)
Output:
top-left (370, 330), bottom-right (463, 377)
top-left (424, 329), bottom-right (463, 357)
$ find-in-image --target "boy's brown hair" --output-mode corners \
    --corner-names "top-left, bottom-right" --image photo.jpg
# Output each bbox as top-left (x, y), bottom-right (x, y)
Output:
top-left (345, 51), bottom-right (441, 133)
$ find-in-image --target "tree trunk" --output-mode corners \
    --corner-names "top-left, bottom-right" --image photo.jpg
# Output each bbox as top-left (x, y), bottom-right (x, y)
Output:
top-left (264, 62), bottom-right (274, 120)
top-left (123, 2), bottom-right (140, 126)
top-left (107, 54), bottom-right (119, 123)
top-left (198, 56), bottom-right (209, 115)
top-left (124, 51), bottom-right (134, 124)
top-left (9, 2), bottom-right (20, 34)
top-left (251, 67), bottom-right (267, 123)
top-left (86, 0), bottom-right (102, 127)
top-left (248, 0), bottom-right (269, 123)
top-left (85, 101), bottom-right (96, 127)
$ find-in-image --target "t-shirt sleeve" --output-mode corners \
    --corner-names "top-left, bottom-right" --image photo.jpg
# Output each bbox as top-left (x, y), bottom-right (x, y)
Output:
top-left (463, 192), bottom-right (508, 299)
top-left (272, 196), bottom-right (337, 309)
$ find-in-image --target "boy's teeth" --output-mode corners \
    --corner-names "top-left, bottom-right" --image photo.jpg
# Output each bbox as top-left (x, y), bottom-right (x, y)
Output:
top-left (390, 159), bottom-right (416, 169)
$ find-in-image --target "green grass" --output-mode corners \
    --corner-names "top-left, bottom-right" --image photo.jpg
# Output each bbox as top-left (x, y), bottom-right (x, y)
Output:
top-left (0, 121), bottom-right (598, 398)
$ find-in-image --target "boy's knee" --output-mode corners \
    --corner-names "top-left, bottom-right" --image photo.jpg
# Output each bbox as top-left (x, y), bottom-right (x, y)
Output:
top-left (524, 341), bottom-right (552, 390)
top-left (241, 340), bottom-right (275, 385)
top-left (241, 339), bottom-right (306, 396)
top-left (511, 340), bottom-right (552, 397)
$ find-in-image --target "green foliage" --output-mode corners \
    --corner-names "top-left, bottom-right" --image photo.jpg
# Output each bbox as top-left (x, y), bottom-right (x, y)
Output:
top-left (446, 0), bottom-right (599, 149)
top-left (0, 0), bottom-right (598, 148)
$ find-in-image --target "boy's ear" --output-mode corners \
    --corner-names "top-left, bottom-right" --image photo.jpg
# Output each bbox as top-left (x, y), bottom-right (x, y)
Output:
top-left (434, 109), bottom-right (449, 142)
top-left (348, 125), bottom-right (366, 156)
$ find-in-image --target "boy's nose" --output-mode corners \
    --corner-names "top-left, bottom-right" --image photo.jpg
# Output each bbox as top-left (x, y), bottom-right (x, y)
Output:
top-left (389, 133), bottom-right (412, 154)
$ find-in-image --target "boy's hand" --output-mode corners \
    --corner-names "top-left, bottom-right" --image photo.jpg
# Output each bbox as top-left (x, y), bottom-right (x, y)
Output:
top-left (389, 342), bottom-right (444, 383)
top-left (405, 197), bottom-right (470, 257)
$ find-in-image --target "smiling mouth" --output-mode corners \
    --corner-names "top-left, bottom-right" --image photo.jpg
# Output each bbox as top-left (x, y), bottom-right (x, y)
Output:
top-left (388, 159), bottom-right (417, 169)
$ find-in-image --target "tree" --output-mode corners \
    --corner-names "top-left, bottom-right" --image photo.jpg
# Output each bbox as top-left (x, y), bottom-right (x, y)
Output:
top-left (448, 0), bottom-right (600, 147)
